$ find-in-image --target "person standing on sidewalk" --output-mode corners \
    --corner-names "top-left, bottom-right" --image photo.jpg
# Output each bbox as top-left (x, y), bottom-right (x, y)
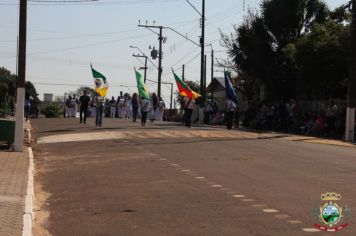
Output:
top-left (132, 93), bottom-right (139, 122)
top-left (226, 98), bottom-right (236, 130)
top-left (94, 93), bottom-right (105, 127)
top-left (183, 96), bottom-right (195, 128)
top-left (140, 96), bottom-right (150, 127)
top-left (24, 95), bottom-right (31, 122)
top-left (109, 96), bottom-right (117, 118)
top-left (78, 90), bottom-right (91, 124)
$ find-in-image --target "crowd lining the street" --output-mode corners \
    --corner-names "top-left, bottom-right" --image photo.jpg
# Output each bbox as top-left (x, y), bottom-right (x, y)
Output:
top-left (65, 91), bottom-right (165, 127)
top-left (60, 90), bottom-right (355, 140)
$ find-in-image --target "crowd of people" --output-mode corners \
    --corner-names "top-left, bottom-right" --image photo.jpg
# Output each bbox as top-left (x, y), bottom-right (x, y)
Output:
top-left (242, 100), bottom-right (347, 139)
top-left (64, 91), bottom-right (352, 139)
top-left (65, 91), bottom-right (166, 127)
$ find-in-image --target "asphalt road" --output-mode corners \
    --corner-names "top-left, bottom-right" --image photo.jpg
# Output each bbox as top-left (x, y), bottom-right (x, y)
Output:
top-left (31, 118), bottom-right (356, 236)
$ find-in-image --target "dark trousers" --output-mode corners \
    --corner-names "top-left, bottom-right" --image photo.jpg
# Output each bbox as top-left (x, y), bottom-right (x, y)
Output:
top-left (80, 106), bottom-right (88, 124)
top-left (24, 105), bottom-right (30, 121)
top-left (133, 107), bottom-right (138, 122)
top-left (234, 111), bottom-right (240, 128)
top-left (184, 109), bottom-right (193, 127)
top-left (141, 111), bottom-right (148, 125)
top-left (226, 111), bottom-right (234, 130)
top-left (95, 105), bottom-right (104, 127)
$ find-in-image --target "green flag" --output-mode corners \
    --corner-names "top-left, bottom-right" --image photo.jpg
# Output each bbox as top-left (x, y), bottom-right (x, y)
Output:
top-left (91, 64), bottom-right (108, 97)
top-left (135, 69), bottom-right (150, 99)
top-left (91, 64), bottom-right (107, 83)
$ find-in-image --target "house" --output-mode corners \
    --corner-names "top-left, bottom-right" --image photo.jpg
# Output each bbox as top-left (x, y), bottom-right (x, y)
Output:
top-left (206, 77), bottom-right (248, 112)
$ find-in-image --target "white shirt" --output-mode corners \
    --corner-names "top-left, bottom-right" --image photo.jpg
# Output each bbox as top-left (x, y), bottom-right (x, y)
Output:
top-left (140, 99), bottom-right (151, 112)
top-left (226, 99), bottom-right (236, 111)
top-left (183, 96), bottom-right (195, 110)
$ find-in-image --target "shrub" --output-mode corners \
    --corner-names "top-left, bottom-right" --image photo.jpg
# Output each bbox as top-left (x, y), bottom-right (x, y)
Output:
top-left (41, 103), bottom-right (62, 118)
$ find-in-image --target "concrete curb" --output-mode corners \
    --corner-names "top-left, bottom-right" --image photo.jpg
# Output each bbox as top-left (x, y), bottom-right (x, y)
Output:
top-left (22, 129), bottom-right (34, 236)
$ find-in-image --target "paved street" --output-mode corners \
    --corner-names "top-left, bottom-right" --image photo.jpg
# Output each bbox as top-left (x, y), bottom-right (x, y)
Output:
top-left (32, 118), bottom-right (356, 236)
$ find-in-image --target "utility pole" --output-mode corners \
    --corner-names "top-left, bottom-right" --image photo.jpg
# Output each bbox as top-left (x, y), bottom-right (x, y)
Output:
top-left (132, 54), bottom-right (148, 83)
top-left (346, 0), bottom-right (356, 142)
top-left (138, 24), bottom-right (164, 98)
top-left (182, 64), bottom-right (185, 82)
top-left (200, 0), bottom-right (206, 106)
top-left (158, 26), bottom-right (163, 99)
top-left (14, 0), bottom-right (27, 152)
top-left (204, 54), bottom-right (207, 97)
top-left (211, 49), bottom-right (214, 82)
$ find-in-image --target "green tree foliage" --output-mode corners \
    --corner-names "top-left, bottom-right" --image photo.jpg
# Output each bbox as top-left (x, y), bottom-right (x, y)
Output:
top-left (41, 103), bottom-right (62, 118)
top-left (220, 0), bottom-right (350, 102)
top-left (0, 67), bottom-right (40, 116)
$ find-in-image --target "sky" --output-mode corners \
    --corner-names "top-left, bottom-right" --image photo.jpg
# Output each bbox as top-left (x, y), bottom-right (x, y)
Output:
top-left (0, 0), bottom-right (347, 105)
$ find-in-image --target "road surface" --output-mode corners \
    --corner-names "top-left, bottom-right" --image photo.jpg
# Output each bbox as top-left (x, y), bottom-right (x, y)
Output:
top-left (31, 118), bottom-right (356, 236)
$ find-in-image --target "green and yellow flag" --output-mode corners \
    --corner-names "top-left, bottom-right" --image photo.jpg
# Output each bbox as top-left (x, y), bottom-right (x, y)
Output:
top-left (135, 69), bottom-right (150, 100)
top-left (91, 64), bottom-right (108, 97)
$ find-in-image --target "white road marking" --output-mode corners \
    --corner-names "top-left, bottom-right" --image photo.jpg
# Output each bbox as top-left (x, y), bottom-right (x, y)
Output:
top-left (170, 164), bottom-right (180, 166)
top-left (211, 184), bottom-right (223, 188)
top-left (233, 195), bottom-right (245, 198)
top-left (275, 214), bottom-right (290, 219)
top-left (159, 158), bottom-right (167, 161)
top-left (195, 176), bottom-right (206, 179)
top-left (302, 228), bottom-right (320, 232)
top-left (181, 169), bottom-right (190, 172)
top-left (263, 209), bottom-right (279, 213)
top-left (287, 220), bottom-right (302, 224)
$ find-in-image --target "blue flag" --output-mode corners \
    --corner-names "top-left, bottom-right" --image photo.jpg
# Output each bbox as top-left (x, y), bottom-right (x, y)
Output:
top-left (224, 71), bottom-right (238, 104)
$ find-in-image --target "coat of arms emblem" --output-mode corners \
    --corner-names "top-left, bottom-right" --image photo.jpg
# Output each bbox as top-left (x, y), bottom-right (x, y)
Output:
top-left (313, 192), bottom-right (350, 232)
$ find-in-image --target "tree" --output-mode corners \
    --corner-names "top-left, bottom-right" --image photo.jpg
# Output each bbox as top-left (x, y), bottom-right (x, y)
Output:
top-left (293, 20), bottom-right (350, 99)
top-left (0, 67), bottom-right (40, 116)
top-left (219, 0), bottom-right (349, 102)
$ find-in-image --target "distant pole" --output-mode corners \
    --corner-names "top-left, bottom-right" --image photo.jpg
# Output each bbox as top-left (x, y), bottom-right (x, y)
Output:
top-left (204, 54), bottom-right (207, 99)
top-left (182, 64), bottom-right (185, 82)
top-left (211, 49), bottom-right (214, 82)
top-left (200, 0), bottom-right (206, 106)
top-left (63, 93), bottom-right (66, 118)
top-left (158, 26), bottom-right (163, 98)
top-left (346, 0), bottom-right (356, 142)
top-left (170, 83), bottom-right (173, 110)
top-left (144, 56), bottom-right (148, 84)
top-left (132, 53), bottom-right (148, 83)
top-left (14, 0), bottom-right (27, 152)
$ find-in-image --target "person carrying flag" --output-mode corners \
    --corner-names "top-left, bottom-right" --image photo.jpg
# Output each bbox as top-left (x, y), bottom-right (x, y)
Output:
top-left (94, 92), bottom-right (105, 127)
top-left (224, 71), bottom-right (238, 130)
top-left (183, 96), bottom-right (195, 128)
top-left (172, 70), bottom-right (201, 128)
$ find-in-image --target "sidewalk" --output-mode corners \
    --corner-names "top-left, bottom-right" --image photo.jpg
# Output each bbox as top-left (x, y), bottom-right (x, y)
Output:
top-left (193, 123), bottom-right (355, 147)
top-left (0, 151), bottom-right (29, 236)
